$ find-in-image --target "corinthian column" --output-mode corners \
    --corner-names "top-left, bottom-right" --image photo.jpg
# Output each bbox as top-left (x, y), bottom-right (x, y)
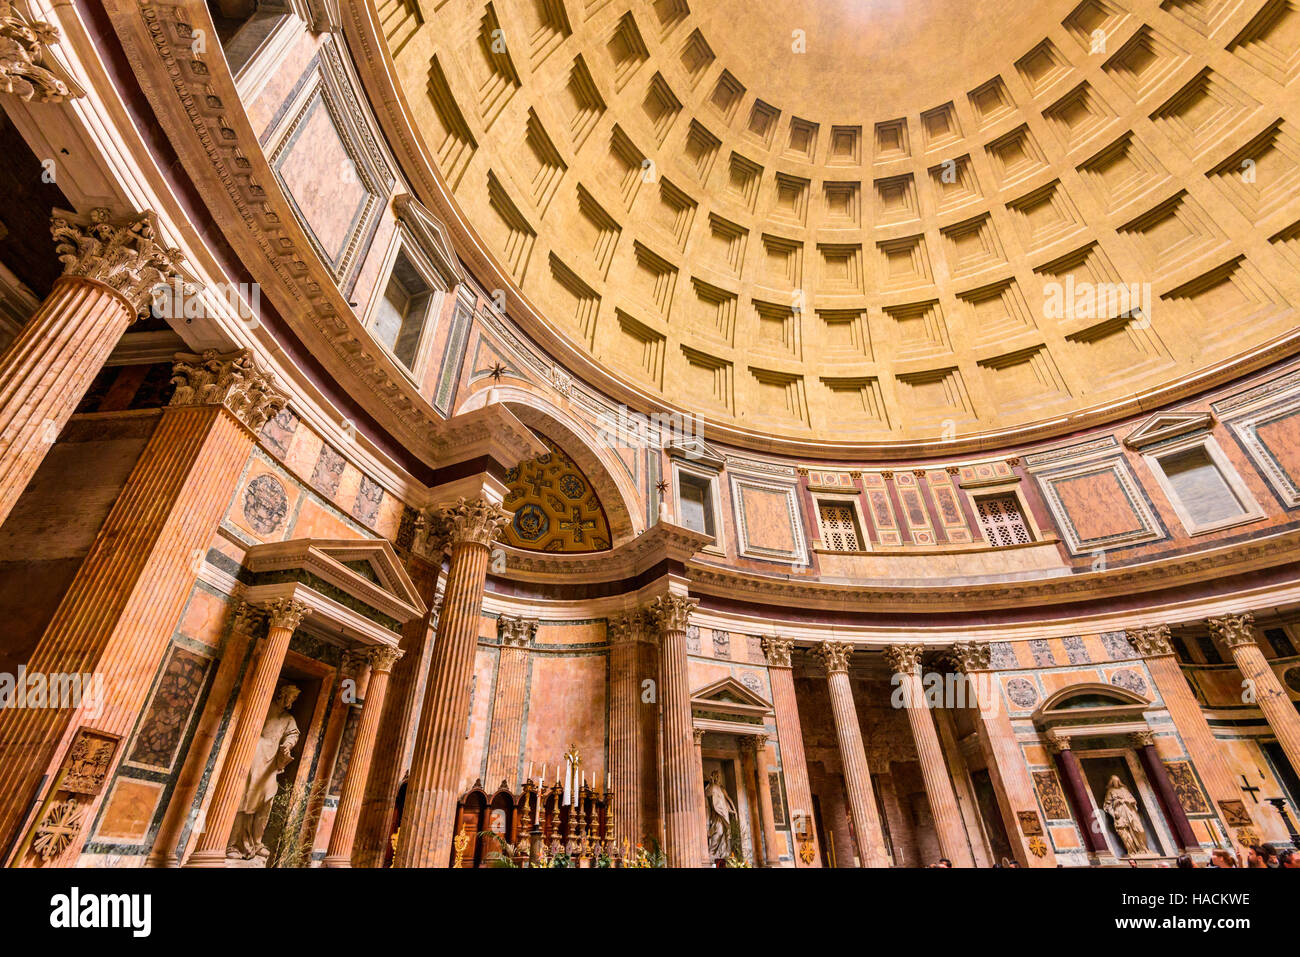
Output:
top-left (1208, 613), bottom-right (1300, 778)
top-left (0, 348), bottom-right (286, 865)
top-left (1129, 729), bottom-right (1199, 852)
top-left (325, 645), bottom-right (404, 867)
top-left (646, 594), bottom-right (704, 868)
top-left (762, 636), bottom-right (820, 867)
top-left (608, 613), bottom-right (645, 847)
top-left (0, 210), bottom-right (184, 526)
top-left (394, 498), bottom-right (509, 867)
top-left (1046, 730), bottom-right (1109, 858)
top-left (815, 642), bottom-right (890, 867)
top-left (186, 597), bottom-right (311, 867)
top-left (884, 644), bottom-right (975, 867)
top-left (1126, 625), bottom-right (1247, 846)
top-left (747, 734), bottom-right (781, 866)
top-left (483, 615), bottom-right (536, 789)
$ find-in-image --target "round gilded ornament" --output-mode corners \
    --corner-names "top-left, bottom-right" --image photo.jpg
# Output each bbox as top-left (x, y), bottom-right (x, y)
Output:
top-left (1110, 670), bottom-right (1147, 696)
top-left (243, 474), bottom-right (288, 535)
top-left (1006, 677), bottom-right (1038, 709)
top-left (559, 473), bottom-right (586, 499)
top-left (512, 503), bottom-right (549, 542)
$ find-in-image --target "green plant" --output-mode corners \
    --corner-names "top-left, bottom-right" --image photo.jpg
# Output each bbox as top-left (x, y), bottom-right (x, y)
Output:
top-left (477, 830), bottom-right (522, 868)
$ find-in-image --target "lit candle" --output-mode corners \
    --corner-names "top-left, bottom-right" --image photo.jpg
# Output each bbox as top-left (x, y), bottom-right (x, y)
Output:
top-left (527, 761), bottom-right (533, 781)
top-left (607, 771), bottom-right (611, 790)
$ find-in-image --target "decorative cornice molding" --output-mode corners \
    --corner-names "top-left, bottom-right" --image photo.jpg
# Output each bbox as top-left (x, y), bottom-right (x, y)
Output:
top-left (51, 209), bottom-right (185, 315)
top-left (170, 348), bottom-right (289, 431)
top-left (1126, 624), bottom-right (1175, 658)
top-left (491, 521), bottom-right (711, 583)
top-left (883, 643), bottom-right (923, 675)
top-left (761, 637), bottom-right (794, 668)
top-left (816, 641), bottom-right (853, 674)
top-left (1206, 612), bottom-right (1257, 649)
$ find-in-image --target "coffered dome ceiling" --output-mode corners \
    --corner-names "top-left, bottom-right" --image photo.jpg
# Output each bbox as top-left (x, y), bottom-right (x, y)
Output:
top-left (382, 0), bottom-right (1300, 444)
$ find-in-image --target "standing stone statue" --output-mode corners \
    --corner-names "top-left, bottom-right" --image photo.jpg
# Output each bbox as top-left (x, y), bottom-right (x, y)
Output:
top-left (1102, 775), bottom-right (1149, 856)
top-left (227, 684), bottom-right (301, 861)
top-left (704, 769), bottom-right (737, 862)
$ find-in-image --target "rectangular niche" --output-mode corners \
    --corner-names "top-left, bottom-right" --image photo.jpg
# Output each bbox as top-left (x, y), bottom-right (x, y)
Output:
top-left (985, 124), bottom-right (1050, 190)
top-left (642, 73), bottom-right (683, 145)
top-left (683, 120), bottom-right (722, 181)
top-left (725, 152), bottom-right (763, 211)
top-left (773, 173), bottom-right (810, 225)
top-left (523, 0), bottom-right (574, 66)
top-left (522, 109), bottom-right (567, 213)
top-left (473, 3), bottom-right (522, 128)
top-left (920, 102), bottom-right (963, 152)
top-left (679, 29), bottom-right (715, 87)
top-left (968, 76), bottom-right (1016, 128)
top-left (746, 99), bottom-right (781, 147)
top-left (1076, 132), bottom-right (1169, 214)
top-left (574, 183), bottom-right (621, 277)
top-left (874, 118), bottom-right (910, 162)
top-left (1227, 0), bottom-right (1300, 86)
top-left (786, 117), bottom-right (819, 162)
top-left (425, 56), bottom-right (478, 188)
top-left (485, 170), bottom-right (537, 282)
top-left (628, 241), bottom-right (678, 317)
top-left (927, 155), bottom-right (982, 214)
top-left (1016, 38), bottom-right (1073, 97)
top-left (602, 125), bottom-right (646, 209)
top-left (1043, 82), bottom-right (1115, 151)
top-left (941, 213), bottom-right (1008, 278)
top-left (1102, 25), bottom-right (1188, 100)
top-left (1116, 190), bottom-right (1222, 273)
top-left (607, 11), bottom-right (649, 90)
top-left (1207, 121), bottom-right (1300, 224)
top-left (1006, 180), bottom-right (1085, 250)
top-left (564, 56), bottom-right (606, 149)
top-left (1149, 68), bottom-right (1257, 161)
top-left (1064, 314), bottom-right (1173, 390)
top-left (829, 125), bottom-right (862, 165)
top-left (690, 278), bottom-right (738, 344)
top-left (1160, 256), bottom-right (1291, 354)
top-left (817, 309), bottom-right (871, 358)
top-left (653, 178), bottom-right (697, 250)
top-left (710, 69), bottom-right (746, 122)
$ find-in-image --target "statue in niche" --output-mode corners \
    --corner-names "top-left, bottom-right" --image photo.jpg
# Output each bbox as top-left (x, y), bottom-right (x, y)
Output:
top-left (1102, 775), bottom-right (1149, 856)
top-left (704, 769), bottom-right (738, 862)
top-left (227, 684), bottom-right (301, 861)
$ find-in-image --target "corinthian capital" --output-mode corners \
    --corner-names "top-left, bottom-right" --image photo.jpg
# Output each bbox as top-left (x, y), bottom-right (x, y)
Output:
top-left (761, 637), bottom-right (794, 668)
top-left (1044, 728), bottom-right (1070, 754)
top-left (645, 595), bottom-right (697, 634)
top-left (1207, 612), bottom-right (1257, 649)
top-left (51, 210), bottom-right (184, 315)
top-left (170, 348), bottom-right (289, 431)
top-left (883, 643), bottom-right (924, 675)
top-left (1126, 624), bottom-right (1174, 658)
top-left (264, 597), bottom-right (311, 631)
top-left (608, 613), bottom-right (641, 645)
top-left (816, 641), bottom-right (854, 674)
top-left (948, 641), bottom-right (991, 673)
top-left (368, 645), bottom-right (404, 674)
top-left (497, 614), bottom-right (538, 647)
top-left (427, 498), bottom-right (510, 549)
top-left (0, 3), bottom-right (79, 102)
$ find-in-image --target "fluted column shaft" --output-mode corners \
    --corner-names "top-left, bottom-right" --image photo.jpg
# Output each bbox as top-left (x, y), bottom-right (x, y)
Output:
top-left (818, 643), bottom-right (890, 867)
top-left (353, 600), bottom-right (438, 867)
top-left (483, 617), bottom-right (535, 789)
top-left (749, 736), bottom-right (781, 866)
top-left (763, 638), bottom-right (820, 867)
top-left (395, 499), bottom-right (507, 868)
top-left (147, 605), bottom-right (260, 867)
top-left (649, 595), bottom-right (703, 868)
top-left (1131, 732), bottom-right (1199, 851)
top-left (1210, 614), bottom-right (1300, 779)
top-left (886, 645), bottom-right (975, 867)
top-left (608, 615), bottom-right (643, 846)
top-left (325, 647), bottom-right (402, 867)
top-left (187, 599), bottom-right (309, 867)
top-left (1129, 626), bottom-right (1251, 847)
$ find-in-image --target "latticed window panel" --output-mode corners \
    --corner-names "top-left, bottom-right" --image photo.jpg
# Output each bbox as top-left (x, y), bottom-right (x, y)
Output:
top-left (975, 494), bottom-right (1032, 547)
top-left (818, 502), bottom-right (861, 551)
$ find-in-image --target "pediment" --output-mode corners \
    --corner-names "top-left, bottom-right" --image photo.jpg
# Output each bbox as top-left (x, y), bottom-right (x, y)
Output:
top-left (665, 436), bottom-right (726, 471)
top-left (1123, 411), bottom-right (1213, 449)
top-left (691, 676), bottom-right (772, 712)
top-left (393, 193), bottom-right (464, 288)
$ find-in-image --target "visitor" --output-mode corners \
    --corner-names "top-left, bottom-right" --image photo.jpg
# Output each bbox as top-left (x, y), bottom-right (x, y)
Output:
top-left (1277, 849), bottom-right (1297, 869)
top-left (1175, 854), bottom-right (1195, 868)
top-left (1207, 849), bottom-right (1236, 868)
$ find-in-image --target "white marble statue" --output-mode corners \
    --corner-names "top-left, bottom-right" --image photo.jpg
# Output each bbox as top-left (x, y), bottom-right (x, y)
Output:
top-left (1102, 774), bottom-right (1149, 856)
top-left (227, 684), bottom-right (301, 861)
top-left (704, 769), bottom-right (738, 861)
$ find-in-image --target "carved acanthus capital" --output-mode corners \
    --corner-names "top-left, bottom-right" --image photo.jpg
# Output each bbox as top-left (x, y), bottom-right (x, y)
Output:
top-left (51, 210), bottom-right (184, 315)
top-left (883, 643), bottom-right (924, 675)
top-left (1126, 624), bottom-right (1175, 658)
top-left (692, 728), bottom-right (705, 746)
top-left (1207, 612), bottom-right (1257, 650)
top-left (498, 614), bottom-right (538, 648)
top-left (1044, 728), bottom-right (1071, 754)
top-left (761, 637), bottom-right (794, 668)
top-left (1128, 729), bottom-right (1155, 749)
top-left (747, 733), bottom-right (769, 755)
top-left (816, 641), bottom-right (854, 674)
top-left (170, 348), bottom-right (289, 431)
top-left (948, 641), bottom-right (991, 673)
top-left (264, 597), bottom-right (311, 632)
top-left (0, 2), bottom-right (79, 102)
top-left (340, 648), bottom-right (370, 680)
top-left (426, 498), bottom-right (510, 550)
top-left (608, 613), bottom-right (641, 645)
top-left (367, 645), bottom-right (404, 674)
top-left (230, 600), bottom-right (265, 636)
top-left (645, 595), bottom-right (697, 634)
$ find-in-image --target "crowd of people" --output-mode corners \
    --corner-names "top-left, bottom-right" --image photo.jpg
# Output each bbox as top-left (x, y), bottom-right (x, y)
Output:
top-left (1177, 845), bottom-right (1298, 868)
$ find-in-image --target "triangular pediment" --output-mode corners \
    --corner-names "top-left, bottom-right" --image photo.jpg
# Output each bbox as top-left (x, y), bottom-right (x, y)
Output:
top-left (691, 676), bottom-right (772, 711)
top-left (665, 436), bottom-right (725, 470)
top-left (393, 193), bottom-right (464, 288)
top-left (1123, 411), bottom-right (1213, 449)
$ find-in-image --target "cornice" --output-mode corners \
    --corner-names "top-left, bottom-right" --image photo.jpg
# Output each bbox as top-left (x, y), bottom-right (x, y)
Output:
top-left (338, 0), bottom-right (1300, 462)
top-left (493, 521), bottom-right (713, 584)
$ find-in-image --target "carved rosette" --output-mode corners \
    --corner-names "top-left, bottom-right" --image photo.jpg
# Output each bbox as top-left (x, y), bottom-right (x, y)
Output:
top-left (948, 641), bottom-right (992, 673)
top-left (170, 348), bottom-right (289, 431)
top-left (1207, 612), bottom-right (1257, 649)
top-left (497, 614), bottom-right (538, 648)
top-left (645, 595), bottom-right (697, 635)
top-left (1044, 728), bottom-right (1071, 754)
top-left (883, 643), bottom-right (924, 676)
top-left (0, 2), bottom-right (78, 102)
top-left (368, 645), bottom-right (404, 674)
top-left (816, 641), bottom-right (854, 674)
top-left (50, 210), bottom-right (185, 315)
top-left (265, 597), bottom-right (311, 632)
top-left (426, 498), bottom-right (510, 550)
top-left (1128, 729), bottom-right (1155, 749)
top-left (761, 636), bottom-right (794, 668)
top-left (1126, 624), bottom-right (1175, 658)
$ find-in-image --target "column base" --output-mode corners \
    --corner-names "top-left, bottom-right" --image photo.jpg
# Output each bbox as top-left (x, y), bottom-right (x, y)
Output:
top-left (322, 855), bottom-right (351, 868)
top-left (183, 849), bottom-right (231, 869)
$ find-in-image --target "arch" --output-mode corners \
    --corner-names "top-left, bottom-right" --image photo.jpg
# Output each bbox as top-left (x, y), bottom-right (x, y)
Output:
top-left (456, 382), bottom-right (645, 545)
top-left (1032, 681), bottom-right (1151, 727)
